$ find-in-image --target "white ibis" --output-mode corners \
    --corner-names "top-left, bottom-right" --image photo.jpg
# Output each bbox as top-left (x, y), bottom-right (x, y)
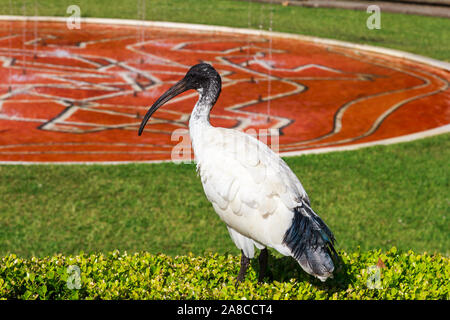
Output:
top-left (139, 63), bottom-right (339, 283)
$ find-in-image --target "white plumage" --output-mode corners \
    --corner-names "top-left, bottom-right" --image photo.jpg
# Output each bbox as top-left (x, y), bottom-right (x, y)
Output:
top-left (192, 125), bottom-right (302, 257)
top-left (139, 63), bottom-right (338, 283)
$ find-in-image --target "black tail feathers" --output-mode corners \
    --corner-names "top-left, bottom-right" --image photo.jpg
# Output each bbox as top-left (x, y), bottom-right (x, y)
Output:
top-left (282, 201), bottom-right (339, 281)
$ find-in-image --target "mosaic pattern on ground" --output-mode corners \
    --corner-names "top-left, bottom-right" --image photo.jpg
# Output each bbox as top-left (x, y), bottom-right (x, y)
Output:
top-left (0, 20), bottom-right (448, 162)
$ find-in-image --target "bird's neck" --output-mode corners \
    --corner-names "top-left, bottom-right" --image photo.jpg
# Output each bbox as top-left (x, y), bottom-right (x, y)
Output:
top-left (189, 93), bottom-right (212, 144)
top-left (189, 81), bottom-right (221, 154)
top-left (190, 93), bottom-right (211, 124)
top-left (189, 81), bottom-right (220, 130)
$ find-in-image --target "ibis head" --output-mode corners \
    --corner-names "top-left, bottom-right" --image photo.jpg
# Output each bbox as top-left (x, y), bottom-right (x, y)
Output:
top-left (138, 63), bottom-right (221, 136)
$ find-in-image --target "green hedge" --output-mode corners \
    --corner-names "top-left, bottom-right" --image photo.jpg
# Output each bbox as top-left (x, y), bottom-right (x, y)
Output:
top-left (0, 247), bottom-right (448, 299)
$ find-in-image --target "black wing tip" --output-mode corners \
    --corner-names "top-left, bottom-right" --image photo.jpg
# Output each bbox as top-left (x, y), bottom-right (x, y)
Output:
top-left (282, 203), bottom-right (338, 262)
top-left (283, 203), bottom-right (342, 279)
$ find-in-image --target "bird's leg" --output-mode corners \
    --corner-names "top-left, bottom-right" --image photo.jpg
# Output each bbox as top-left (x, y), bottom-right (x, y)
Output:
top-left (258, 248), bottom-right (268, 283)
top-left (236, 251), bottom-right (250, 285)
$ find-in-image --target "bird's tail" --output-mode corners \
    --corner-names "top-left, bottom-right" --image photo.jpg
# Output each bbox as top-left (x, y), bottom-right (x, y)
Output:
top-left (282, 200), bottom-right (339, 282)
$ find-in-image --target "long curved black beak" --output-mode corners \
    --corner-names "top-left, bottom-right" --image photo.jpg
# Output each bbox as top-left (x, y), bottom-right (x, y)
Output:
top-left (138, 78), bottom-right (190, 136)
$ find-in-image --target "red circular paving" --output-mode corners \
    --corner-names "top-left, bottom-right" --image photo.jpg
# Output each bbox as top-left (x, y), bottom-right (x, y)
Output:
top-left (0, 19), bottom-right (448, 163)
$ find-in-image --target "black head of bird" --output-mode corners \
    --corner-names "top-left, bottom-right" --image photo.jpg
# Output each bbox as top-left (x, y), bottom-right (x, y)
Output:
top-left (138, 63), bottom-right (221, 136)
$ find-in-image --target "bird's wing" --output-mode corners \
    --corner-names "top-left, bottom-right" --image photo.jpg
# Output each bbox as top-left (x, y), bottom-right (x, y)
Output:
top-left (195, 127), bottom-right (310, 244)
top-left (214, 127), bottom-right (308, 207)
top-left (196, 127), bottom-right (338, 279)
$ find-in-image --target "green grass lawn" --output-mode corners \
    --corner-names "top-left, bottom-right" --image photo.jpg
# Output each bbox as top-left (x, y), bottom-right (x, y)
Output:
top-left (1, 0), bottom-right (449, 61)
top-left (0, 1), bottom-right (448, 259)
top-left (1, 134), bottom-right (448, 258)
